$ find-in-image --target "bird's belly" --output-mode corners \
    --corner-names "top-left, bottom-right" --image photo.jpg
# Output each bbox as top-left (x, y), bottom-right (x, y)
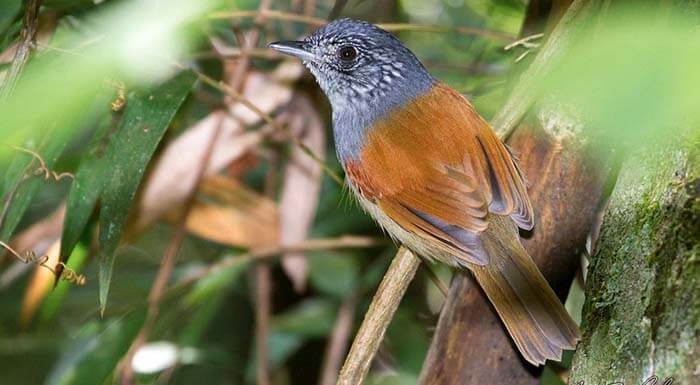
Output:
top-left (348, 182), bottom-right (459, 267)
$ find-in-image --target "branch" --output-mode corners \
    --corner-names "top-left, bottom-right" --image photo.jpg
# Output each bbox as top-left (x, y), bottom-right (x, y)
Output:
top-left (255, 144), bottom-right (278, 385)
top-left (0, 0), bottom-right (42, 100)
top-left (177, 236), bottom-right (386, 288)
top-left (319, 295), bottom-right (357, 385)
top-left (226, 0), bottom-right (272, 92)
top-left (175, 62), bottom-right (345, 186)
top-left (335, 247), bottom-right (421, 385)
top-left (209, 10), bottom-right (516, 41)
top-left (491, 0), bottom-right (592, 139)
top-left (118, 115), bottom-right (226, 385)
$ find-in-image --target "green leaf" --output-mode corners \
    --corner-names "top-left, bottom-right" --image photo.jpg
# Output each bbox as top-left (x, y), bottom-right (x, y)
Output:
top-left (38, 243), bottom-right (89, 326)
top-left (271, 299), bottom-right (335, 338)
top-left (0, 0), bottom-right (21, 33)
top-left (45, 311), bottom-right (146, 385)
top-left (307, 251), bottom-right (359, 299)
top-left (59, 110), bottom-right (118, 261)
top-left (97, 70), bottom-right (196, 314)
top-left (0, 131), bottom-right (68, 241)
top-left (183, 257), bottom-right (251, 307)
top-left (246, 332), bottom-right (304, 383)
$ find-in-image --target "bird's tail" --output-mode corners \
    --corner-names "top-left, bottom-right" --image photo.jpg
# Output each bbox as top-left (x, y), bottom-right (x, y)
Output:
top-left (470, 216), bottom-right (580, 366)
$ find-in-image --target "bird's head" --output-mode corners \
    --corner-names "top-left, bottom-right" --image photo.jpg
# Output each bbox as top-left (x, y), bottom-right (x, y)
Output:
top-left (269, 19), bottom-right (433, 110)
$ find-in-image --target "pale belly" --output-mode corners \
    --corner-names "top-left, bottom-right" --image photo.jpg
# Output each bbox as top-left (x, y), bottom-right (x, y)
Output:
top-left (347, 182), bottom-right (460, 267)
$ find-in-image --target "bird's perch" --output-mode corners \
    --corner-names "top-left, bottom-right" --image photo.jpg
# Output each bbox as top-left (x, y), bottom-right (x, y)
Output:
top-left (335, 246), bottom-right (421, 385)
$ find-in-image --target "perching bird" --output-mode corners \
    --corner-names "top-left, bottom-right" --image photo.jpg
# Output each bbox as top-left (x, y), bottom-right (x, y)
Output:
top-left (269, 19), bottom-right (579, 365)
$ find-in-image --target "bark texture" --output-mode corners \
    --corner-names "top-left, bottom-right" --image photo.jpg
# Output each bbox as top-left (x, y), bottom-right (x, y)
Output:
top-left (569, 130), bottom-right (700, 384)
top-left (420, 1), bottom-right (609, 383)
top-left (419, 111), bottom-right (611, 385)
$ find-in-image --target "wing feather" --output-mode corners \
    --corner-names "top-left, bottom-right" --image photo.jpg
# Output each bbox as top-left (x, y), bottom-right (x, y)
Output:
top-left (346, 82), bottom-right (534, 264)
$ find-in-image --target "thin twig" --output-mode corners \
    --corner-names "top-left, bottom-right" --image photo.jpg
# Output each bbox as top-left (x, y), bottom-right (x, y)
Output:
top-left (0, 0), bottom-right (43, 100)
top-left (227, 0), bottom-right (272, 92)
top-left (255, 257), bottom-right (272, 385)
top-left (0, 240), bottom-right (85, 285)
top-left (491, 0), bottom-right (591, 139)
top-left (422, 264), bottom-right (448, 298)
top-left (319, 295), bottom-right (357, 385)
top-left (208, 10), bottom-right (516, 41)
top-left (118, 114), bottom-right (227, 385)
top-left (327, 0), bottom-right (348, 20)
top-left (173, 62), bottom-right (344, 186)
top-left (304, 0), bottom-right (316, 32)
top-left (177, 236), bottom-right (387, 288)
top-left (12, 146), bottom-right (74, 182)
top-left (255, 147), bottom-right (278, 385)
top-left (335, 247), bottom-right (421, 385)
top-left (504, 33), bottom-right (544, 51)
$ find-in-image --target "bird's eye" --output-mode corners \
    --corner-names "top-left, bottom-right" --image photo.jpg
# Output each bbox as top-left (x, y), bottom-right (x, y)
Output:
top-left (338, 46), bottom-right (357, 62)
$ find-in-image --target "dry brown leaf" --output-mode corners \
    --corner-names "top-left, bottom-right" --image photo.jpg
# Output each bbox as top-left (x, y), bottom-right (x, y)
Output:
top-left (181, 175), bottom-right (279, 248)
top-left (278, 95), bottom-right (326, 292)
top-left (134, 111), bottom-right (259, 230)
top-left (134, 62), bottom-right (302, 232)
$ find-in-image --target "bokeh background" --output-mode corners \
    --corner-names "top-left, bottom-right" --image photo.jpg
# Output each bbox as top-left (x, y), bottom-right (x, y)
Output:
top-left (0, 1), bottom-right (697, 385)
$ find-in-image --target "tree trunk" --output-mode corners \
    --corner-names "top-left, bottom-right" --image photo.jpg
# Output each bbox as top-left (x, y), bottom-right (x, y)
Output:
top-left (569, 129), bottom-right (700, 384)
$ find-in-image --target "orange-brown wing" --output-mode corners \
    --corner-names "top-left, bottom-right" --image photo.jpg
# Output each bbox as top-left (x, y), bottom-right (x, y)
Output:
top-left (348, 82), bottom-right (533, 264)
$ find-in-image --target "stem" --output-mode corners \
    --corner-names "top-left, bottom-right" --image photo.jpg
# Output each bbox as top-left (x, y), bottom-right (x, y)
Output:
top-left (227, 0), bottom-right (272, 92)
top-left (0, 0), bottom-right (42, 100)
top-left (209, 10), bottom-right (515, 41)
top-left (319, 295), bottom-right (357, 385)
top-left (335, 247), bottom-right (421, 385)
top-left (491, 0), bottom-right (592, 138)
top-left (118, 114), bottom-right (226, 385)
top-left (255, 148), bottom-right (278, 385)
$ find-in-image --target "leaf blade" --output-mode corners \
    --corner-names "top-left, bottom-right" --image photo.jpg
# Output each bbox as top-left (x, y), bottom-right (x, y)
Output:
top-left (97, 70), bottom-right (196, 314)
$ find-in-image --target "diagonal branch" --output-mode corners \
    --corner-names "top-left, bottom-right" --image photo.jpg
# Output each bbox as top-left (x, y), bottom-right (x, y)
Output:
top-left (335, 247), bottom-right (421, 385)
top-left (118, 115), bottom-right (227, 385)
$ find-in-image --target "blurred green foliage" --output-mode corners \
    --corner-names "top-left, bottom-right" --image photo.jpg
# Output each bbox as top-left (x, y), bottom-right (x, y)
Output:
top-left (0, 1), bottom-right (695, 385)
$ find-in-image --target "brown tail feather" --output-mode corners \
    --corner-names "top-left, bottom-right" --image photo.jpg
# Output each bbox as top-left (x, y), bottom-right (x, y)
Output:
top-left (470, 215), bottom-right (580, 366)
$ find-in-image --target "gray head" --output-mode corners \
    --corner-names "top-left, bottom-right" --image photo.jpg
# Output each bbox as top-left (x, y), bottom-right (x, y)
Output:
top-left (269, 19), bottom-right (434, 161)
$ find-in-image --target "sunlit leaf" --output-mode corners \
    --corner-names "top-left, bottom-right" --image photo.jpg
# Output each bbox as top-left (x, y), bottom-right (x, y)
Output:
top-left (97, 70), bottom-right (196, 314)
top-left (38, 243), bottom-right (89, 326)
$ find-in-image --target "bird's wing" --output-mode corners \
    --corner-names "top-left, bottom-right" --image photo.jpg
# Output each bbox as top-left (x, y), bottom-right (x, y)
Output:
top-left (346, 82), bottom-right (533, 265)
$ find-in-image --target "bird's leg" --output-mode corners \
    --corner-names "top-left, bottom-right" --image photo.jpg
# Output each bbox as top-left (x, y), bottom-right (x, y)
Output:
top-left (504, 33), bottom-right (545, 63)
top-left (11, 146), bottom-right (74, 182)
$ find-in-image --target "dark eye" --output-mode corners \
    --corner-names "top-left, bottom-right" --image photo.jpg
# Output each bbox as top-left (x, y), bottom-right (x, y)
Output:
top-left (338, 46), bottom-right (357, 62)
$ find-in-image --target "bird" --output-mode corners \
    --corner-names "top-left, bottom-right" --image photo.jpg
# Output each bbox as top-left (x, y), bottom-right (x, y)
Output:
top-left (269, 18), bottom-right (579, 366)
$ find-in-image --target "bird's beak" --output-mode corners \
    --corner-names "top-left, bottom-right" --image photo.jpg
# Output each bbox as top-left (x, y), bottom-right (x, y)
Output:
top-left (268, 41), bottom-right (316, 62)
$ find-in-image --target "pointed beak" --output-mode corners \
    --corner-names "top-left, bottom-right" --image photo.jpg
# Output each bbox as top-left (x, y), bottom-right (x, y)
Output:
top-left (268, 41), bottom-right (316, 62)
